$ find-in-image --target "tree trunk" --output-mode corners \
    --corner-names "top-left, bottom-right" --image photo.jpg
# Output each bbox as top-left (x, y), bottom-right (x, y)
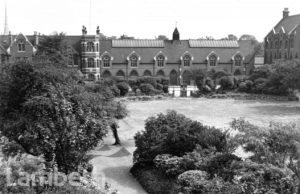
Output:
top-left (111, 123), bottom-right (121, 145)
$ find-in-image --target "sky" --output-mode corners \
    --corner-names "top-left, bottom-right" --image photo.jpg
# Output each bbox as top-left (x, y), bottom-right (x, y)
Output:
top-left (0, 0), bottom-right (299, 41)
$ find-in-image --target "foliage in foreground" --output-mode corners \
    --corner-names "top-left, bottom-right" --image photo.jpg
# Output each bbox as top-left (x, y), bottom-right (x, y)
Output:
top-left (0, 62), bottom-right (126, 174)
top-left (132, 111), bottom-right (300, 194)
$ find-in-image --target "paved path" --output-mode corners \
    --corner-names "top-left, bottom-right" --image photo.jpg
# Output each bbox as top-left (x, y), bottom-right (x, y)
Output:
top-left (90, 128), bottom-right (147, 194)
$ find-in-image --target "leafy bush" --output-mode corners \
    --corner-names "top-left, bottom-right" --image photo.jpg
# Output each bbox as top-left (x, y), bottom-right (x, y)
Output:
top-left (200, 153), bottom-right (241, 181)
top-left (138, 77), bottom-right (158, 88)
top-left (133, 111), bottom-right (227, 163)
top-left (154, 154), bottom-right (186, 177)
top-left (139, 83), bottom-right (160, 95)
top-left (156, 83), bottom-right (163, 91)
top-left (162, 85), bottom-right (169, 93)
top-left (218, 76), bottom-right (234, 90)
top-left (249, 67), bottom-right (271, 81)
top-left (116, 82), bottom-right (130, 96)
top-left (130, 162), bottom-right (178, 194)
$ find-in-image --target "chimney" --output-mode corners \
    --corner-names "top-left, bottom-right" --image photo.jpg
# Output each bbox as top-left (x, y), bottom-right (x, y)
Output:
top-left (9, 31), bottom-right (13, 44)
top-left (34, 31), bottom-right (39, 46)
top-left (283, 8), bottom-right (289, 19)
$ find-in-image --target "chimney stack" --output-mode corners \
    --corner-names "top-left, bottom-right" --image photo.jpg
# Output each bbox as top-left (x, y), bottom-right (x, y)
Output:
top-left (34, 31), bottom-right (39, 46)
top-left (283, 8), bottom-right (289, 19)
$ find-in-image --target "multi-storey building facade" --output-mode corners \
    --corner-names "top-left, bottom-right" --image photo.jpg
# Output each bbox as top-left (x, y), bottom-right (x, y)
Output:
top-left (0, 26), bottom-right (256, 85)
top-left (264, 8), bottom-right (300, 64)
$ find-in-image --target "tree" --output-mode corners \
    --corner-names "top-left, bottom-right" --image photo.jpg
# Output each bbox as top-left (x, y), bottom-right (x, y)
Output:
top-left (0, 62), bottom-right (121, 174)
top-left (156, 35), bottom-right (168, 40)
top-left (35, 32), bottom-right (69, 64)
top-left (220, 34), bottom-right (238, 41)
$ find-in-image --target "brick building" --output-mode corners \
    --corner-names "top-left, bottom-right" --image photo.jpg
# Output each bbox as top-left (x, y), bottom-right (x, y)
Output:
top-left (264, 8), bottom-right (300, 64)
top-left (0, 26), bottom-right (255, 85)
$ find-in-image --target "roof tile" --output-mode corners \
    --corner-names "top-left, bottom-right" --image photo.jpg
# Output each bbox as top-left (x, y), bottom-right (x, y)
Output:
top-left (112, 40), bottom-right (164, 48)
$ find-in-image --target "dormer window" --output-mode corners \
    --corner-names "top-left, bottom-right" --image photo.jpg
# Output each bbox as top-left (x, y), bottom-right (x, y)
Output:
top-left (87, 42), bottom-right (94, 52)
top-left (18, 40), bottom-right (25, 52)
top-left (209, 55), bottom-right (217, 66)
top-left (103, 55), bottom-right (111, 67)
top-left (183, 55), bottom-right (191, 66)
top-left (157, 55), bottom-right (165, 67)
top-left (130, 55), bottom-right (138, 67)
top-left (234, 55), bottom-right (242, 66)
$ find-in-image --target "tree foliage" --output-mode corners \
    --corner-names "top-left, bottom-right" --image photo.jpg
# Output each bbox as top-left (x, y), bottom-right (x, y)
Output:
top-left (0, 62), bottom-right (125, 174)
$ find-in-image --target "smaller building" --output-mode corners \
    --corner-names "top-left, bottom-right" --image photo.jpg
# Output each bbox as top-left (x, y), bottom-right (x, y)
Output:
top-left (264, 8), bottom-right (300, 64)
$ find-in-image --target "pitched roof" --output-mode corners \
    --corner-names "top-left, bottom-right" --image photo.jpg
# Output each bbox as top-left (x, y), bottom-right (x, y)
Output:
top-left (189, 40), bottom-right (239, 48)
top-left (101, 40), bottom-right (242, 64)
top-left (112, 40), bottom-right (164, 48)
top-left (273, 14), bottom-right (300, 34)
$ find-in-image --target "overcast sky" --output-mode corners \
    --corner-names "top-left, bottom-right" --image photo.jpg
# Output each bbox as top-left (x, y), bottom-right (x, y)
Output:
top-left (0, 0), bottom-right (299, 41)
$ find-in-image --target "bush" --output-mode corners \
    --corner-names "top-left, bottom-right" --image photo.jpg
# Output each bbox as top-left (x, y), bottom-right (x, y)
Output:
top-left (177, 170), bottom-right (209, 193)
top-left (200, 153), bottom-right (242, 181)
top-left (116, 82), bottom-right (130, 96)
top-left (218, 76), bottom-right (234, 90)
top-left (154, 154), bottom-right (186, 177)
top-left (249, 67), bottom-right (271, 81)
top-left (130, 162), bottom-right (177, 194)
top-left (133, 111), bottom-right (227, 163)
top-left (156, 83), bottom-right (163, 91)
top-left (139, 83), bottom-right (159, 95)
top-left (138, 77), bottom-right (157, 88)
top-left (162, 85), bottom-right (169, 93)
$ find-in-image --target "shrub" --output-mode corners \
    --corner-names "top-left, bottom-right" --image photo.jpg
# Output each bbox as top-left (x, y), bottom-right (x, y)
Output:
top-left (154, 154), bottom-right (186, 177)
top-left (116, 82), bottom-right (130, 96)
top-left (252, 78), bottom-right (267, 93)
top-left (218, 76), bottom-right (234, 90)
top-left (177, 170), bottom-right (209, 193)
top-left (156, 83), bottom-right (163, 91)
top-left (214, 70), bottom-right (231, 79)
top-left (162, 85), bottom-right (169, 93)
top-left (205, 78), bottom-right (215, 90)
top-left (110, 85), bottom-right (120, 97)
top-left (139, 83), bottom-right (157, 95)
top-left (249, 67), bottom-right (271, 81)
top-left (130, 162), bottom-right (178, 194)
top-left (138, 77), bottom-right (157, 88)
top-left (133, 111), bottom-right (227, 163)
top-left (200, 153), bottom-right (242, 181)
top-left (234, 69), bottom-right (242, 76)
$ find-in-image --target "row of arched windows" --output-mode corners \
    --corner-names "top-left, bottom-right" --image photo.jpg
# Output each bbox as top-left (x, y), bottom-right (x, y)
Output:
top-left (99, 53), bottom-right (243, 68)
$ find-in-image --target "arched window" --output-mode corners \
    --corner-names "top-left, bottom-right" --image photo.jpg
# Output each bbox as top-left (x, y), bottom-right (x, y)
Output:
top-left (234, 55), bottom-right (242, 66)
top-left (88, 58), bottom-right (95, 68)
top-left (103, 55), bottom-right (111, 67)
top-left (169, 70), bottom-right (178, 85)
top-left (182, 70), bottom-right (192, 85)
top-left (143, 70), bottom-right (152, 76)
top-left (87, 42), bottom-right (94, 52)
top-left (157, 55), bottom-right (165, 67)
top-left (18, 40), bottom-right (25, 52)
top-left (130, 55), bottom-right (138, 67)
top-left (116, 70), bottom-right (125, 77)
top-left (183, 55), bottom-right (191, 66)
top-left (156, 70), bottom-right (165, 77)
top-left (102, 70), bottom-right (111, 78)
top-left (209, 55), bottom-right (217, 66)
top-left (130, 70), bottom-right (139, 77)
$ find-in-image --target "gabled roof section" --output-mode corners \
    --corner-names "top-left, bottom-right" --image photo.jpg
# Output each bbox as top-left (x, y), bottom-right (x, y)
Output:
top-left (231, 51), bottom-right (245, 61)
top-left (189, 40), bottom-right (239, 48)
top-left (288, 23), bottom-right (299, 35)
top-left (273, 14), bottom-right (300, 34)
top-left (112, 40), bottom-right (164, 48)
top-left (0, 44), bottom-right (6, 53)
